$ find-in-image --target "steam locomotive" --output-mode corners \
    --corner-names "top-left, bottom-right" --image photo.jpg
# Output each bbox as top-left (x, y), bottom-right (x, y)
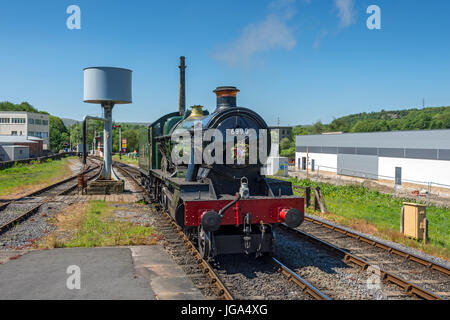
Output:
top-left (138, 57), bottom-right (304, 258)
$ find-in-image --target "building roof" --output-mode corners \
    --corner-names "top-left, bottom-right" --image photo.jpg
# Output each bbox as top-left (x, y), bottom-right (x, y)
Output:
top-left (269, 126), bottom-right (293, 129)
top-left (0, 144), bottom-right (29, 149)
top-left (296, 129), bottom-right (450, 149)
top-left (0, 135), bottom-right (41, 144)
top-left (0, 111), bottom-right (48, 117)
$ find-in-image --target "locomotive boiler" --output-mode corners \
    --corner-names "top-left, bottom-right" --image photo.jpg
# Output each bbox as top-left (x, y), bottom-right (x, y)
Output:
top-left (138, 57), bottom-right (304, 258)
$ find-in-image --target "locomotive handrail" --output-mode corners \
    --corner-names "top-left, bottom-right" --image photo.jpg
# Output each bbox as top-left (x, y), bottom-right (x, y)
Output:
top-left (219, 193), bottom-right (241, 218)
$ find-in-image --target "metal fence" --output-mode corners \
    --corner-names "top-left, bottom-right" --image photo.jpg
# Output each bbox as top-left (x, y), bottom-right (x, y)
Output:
top-left (0, 152), bottom-right (76, 170)
top-left (290, 164), bottom-right (450, 208)
top-left (290, 169), bottom-right (449, 247)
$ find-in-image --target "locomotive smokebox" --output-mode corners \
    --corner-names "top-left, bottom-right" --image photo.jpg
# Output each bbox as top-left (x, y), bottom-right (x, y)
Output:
top-left (213, 86), bottom-right (240, 112)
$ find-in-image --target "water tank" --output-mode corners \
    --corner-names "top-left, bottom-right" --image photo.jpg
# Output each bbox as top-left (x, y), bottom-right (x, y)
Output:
top-left (83, 67), bottom-right (132, 104)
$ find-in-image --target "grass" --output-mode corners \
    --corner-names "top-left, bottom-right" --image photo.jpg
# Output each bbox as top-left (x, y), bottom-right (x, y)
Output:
top-left (40, 201), bottom-right (160, 248)
top-left (0, 157), bottom-right (76, 198)
top-left (287, 177), bottom-right (450, 260)
top-left (112, 154), bottom-right (138, 166)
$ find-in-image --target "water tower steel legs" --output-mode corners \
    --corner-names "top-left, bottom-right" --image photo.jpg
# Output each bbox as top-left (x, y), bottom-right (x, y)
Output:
top-left (102, 104), bottom-right (114, 180)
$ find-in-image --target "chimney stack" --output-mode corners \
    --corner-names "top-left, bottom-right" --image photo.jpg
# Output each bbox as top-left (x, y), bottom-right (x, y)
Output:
top-left (213, 86), bottom-right (239, 112)
top-left (178, 56), bottom-right (186, 116)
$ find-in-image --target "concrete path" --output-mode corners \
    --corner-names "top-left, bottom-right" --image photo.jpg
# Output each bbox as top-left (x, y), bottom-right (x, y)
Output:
top-left (0, 245), bottom-right (203, 300)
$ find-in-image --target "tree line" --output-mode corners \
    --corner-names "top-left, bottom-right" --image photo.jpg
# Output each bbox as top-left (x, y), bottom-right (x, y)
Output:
top-left (69, 121), bottom-right (146, 153)
top-left (0, 101), bottom-right (147, 153)
top-left (3, 101), bottom-right (449, 157)
top-left (280, 106), bottom-right (450, 157)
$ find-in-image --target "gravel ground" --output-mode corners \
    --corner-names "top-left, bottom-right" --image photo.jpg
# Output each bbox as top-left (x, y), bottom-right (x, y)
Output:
top-left (0, 199), bottom-right (75, 249)
top-left (0, 198), bottom-right (43, 226)
top-left (275, 227), bottom-right (417, 300)
top-left (111, 203), bottom-right (155, 226)
top-left (213, 254), bottom-right (312, 300)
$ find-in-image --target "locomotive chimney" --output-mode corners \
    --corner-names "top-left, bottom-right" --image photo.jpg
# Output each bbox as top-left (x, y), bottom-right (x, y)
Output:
top-left (178, 56), bottom-right (186, 116)
top-left (213, 86), bottom-right (240, 112)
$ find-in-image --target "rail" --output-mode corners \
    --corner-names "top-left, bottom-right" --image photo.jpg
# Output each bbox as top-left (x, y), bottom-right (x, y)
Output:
top-left (270, 257), bottom-right (331, 300)
top-left (112, 162), bottom-right (234, 300)
top-left (303, 215), bottom-right (450, 276)
top-left (0, 160), bottom-right (102, 235)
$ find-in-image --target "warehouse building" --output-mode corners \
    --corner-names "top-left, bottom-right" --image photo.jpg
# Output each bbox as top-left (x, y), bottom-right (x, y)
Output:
top-left (0, 111), bottom-right (50, 149)
top-left (0, 145), bottom-right (29, 161)
top-left (295, 129), bottom-right (450, 187)
top-left (0, 135), bottom-right (44, 159)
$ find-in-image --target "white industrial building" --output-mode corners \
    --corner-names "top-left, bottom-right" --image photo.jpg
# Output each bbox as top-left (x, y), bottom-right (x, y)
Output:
top-left (295, 129), bottom-right (450, 188)
top-left (0, 145), bottom-right (29, 161)
top-left (0, 111), bottom-right (50, 149)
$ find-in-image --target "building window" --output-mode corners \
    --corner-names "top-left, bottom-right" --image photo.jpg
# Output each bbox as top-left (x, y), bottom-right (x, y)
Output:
top-left (11, 131), bottom-right (17, 135)
top-left (12, 118), bottom-right (26, 124)
top-left (41, 132), bottom-right (48, 138)
top-left (42, 120), bottom-right (48, 125)
top-left (35, 119), bottom-right (41, 125)
top-left (0, 118), bottom-right (10, 124)
top-left (29, 118), bottom-right (34, 124)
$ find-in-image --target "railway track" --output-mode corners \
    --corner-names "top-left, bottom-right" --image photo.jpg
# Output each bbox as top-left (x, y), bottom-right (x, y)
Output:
top-left (112, 162), bottom-right (234, 300)
top-left (280, 221), bottom-right (448, 300)
top-left (0, 158), bottom-right (102, 235)
top-left (303, 215), bottom-right (450, 276)
top-left (291, 185), bottom-right (449, 298)
top-left (113, 161), bottom-right (332, 300)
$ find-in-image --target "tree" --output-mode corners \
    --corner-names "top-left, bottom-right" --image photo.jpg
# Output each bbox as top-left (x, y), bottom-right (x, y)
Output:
top-left (49, 115), bottom-right (70, 151)
top-left (280, 137), bottom-right (291, 151)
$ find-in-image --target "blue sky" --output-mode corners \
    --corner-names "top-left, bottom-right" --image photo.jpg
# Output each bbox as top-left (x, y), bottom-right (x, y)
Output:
top-left (0, 0), bottom-right (449, 126)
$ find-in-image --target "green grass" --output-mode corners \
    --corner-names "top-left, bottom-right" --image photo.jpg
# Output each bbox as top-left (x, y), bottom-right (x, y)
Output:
top-left (287, 177), bottom-right (450, 258)
top-left (59, 201), bottom-right (159, 247)
top-left (0, 157), bottom-right (75, 197)
top-left (113, 154), bottom-right (138, 166)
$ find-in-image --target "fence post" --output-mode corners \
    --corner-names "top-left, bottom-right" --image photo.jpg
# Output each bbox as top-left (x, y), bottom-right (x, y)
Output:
top-left (427, 182), bottom-right (431, 206)
top-left (444, 216), bottom-right (446, 243)
top-left (371, 200), bottom-right (374, 222)
top-left (338, 190), bottom-right (341, 215)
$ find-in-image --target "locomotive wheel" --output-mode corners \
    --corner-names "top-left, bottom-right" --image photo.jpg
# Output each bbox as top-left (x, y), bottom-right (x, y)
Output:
top-left (198, 226), bottom-right (211, 259)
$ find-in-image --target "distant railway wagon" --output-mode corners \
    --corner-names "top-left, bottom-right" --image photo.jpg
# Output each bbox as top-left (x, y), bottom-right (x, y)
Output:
top-left (138, 57), bottom-right (304, 258)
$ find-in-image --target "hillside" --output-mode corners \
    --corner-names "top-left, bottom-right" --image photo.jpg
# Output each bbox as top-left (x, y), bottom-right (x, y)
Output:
top-left (311, 106), bottom-right (450, 134)
top-left (281, 106), bottom-right (450, 157)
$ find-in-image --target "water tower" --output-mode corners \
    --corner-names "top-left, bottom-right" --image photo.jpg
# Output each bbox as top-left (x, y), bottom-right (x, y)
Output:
top-left (82, 67), bottom-right (132, 193)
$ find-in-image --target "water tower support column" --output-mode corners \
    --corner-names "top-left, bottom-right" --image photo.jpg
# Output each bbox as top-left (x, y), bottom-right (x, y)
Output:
top-left (102, 103), bottom-right (114, 180)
